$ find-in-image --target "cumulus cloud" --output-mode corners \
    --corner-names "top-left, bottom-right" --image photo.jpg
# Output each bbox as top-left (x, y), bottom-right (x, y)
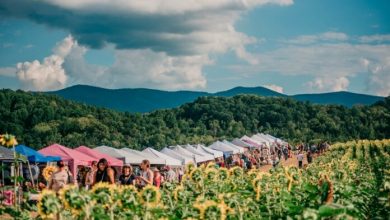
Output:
top-left (307, 76), bottom-right (349, 92)
top-left (228, 33), bottom-right (390, 95)
top-left (283, 32), bottom-right (348, 44)
top-left (15, 36), bottom-right (76, 91)
top-left (0, 67), bottom-right (16, 77)
top-left (359, 34), bottom-right (390, 43)
top-left (263, 84), bottom-right (284, 93)
top-left (0, 0), bottom-right (291, 61)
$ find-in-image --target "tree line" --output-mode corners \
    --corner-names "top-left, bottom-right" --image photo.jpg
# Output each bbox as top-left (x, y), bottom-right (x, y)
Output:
top-left (0, 89), bottom-right (389, 150)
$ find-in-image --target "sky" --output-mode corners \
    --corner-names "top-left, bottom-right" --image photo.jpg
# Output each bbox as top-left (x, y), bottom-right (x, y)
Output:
top-left (0, 0), bottom-right (389, 96)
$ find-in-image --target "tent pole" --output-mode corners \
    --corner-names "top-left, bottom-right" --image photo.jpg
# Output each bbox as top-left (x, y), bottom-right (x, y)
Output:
top-left (27, 160), bottom-right (35, 188)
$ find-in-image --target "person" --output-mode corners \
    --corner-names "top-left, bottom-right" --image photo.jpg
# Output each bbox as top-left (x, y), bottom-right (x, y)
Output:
top-left (94, 158), bottom-right (115, 185)
top-left (136, 159), bottom-right (154, 189)
top-left (48, 160), bottom-right (73, 192)
top-left (307, 150), bottom-right (313, 164)
top-left (297, 151), bottom-right (304, 168)
top-left (85, 161), bottom-right (97, 189)
top-left (165, 166), bottom-right (177, 182)
top-left (283, 146), bottom-right (289, 161)
top-left (152, 167), bottom-right (162, 188)
top-left (118, 165), bottom-right (136, 185)
top-left (272, 155), bottom-right (279, 168)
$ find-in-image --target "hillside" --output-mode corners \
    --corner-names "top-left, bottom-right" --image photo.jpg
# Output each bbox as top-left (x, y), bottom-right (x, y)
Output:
top-left (48, 85), bottom-right (384, 112)
top-left (1, 89), bottom-right (389, 150)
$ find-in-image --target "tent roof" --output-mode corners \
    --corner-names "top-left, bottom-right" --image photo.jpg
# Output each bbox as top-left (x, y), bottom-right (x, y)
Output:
top-left (183, 145), bottom-right (214, 162)
top-left (231, 138), bottom-right (254, 148)
top-left (0, 146), bottom-right (26, 161)
top-left (170, 145), bottom-right (206, 163)
top-left (222, 140), bottom-right (246, 153)
top-left (15, 145), bottom-right (60, 162)
top-left (251, 135), bottom-right (271, 145)
top-left (95, 146), bottom-right (127, 161)
top-left (75, 146), bottom-right (123, 167)
top-left (39, 144), bottom-right (97, 165)
top-left (121, 148), bottom-right (166, 165)
top-left (142, 148), bottom-right (182, 166)
top-left (241, 136), bottom-right (262, 147)
top-left (195, 145), bottom-right (223, 158)
top-left (208, 141), bottom-right (239, 154)
top-left (160, 147), bottom-right (194, 165)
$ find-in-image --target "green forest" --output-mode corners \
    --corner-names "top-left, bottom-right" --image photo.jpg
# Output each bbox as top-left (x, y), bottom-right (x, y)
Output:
top-left (0, 89), bottom-right (389, 150)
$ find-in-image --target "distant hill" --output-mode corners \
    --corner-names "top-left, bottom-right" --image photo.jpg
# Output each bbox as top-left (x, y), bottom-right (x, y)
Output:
top-left (48, 85), bottom-right (384, 112)
top-left (292, 91), bottom-right (384, 107)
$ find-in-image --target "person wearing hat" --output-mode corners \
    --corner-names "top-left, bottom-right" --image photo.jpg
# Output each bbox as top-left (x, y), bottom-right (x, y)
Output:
top-left (48, 160), bottom-right (73, 192)
top-left (118, 165), bottom-right (136, 185)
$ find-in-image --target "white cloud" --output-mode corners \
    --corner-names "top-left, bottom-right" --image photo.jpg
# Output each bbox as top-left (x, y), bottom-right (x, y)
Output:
top-left (15, 36), bottom-right (77, 91)
top-left (228, 33), bottom-right (390, 95)
top-left (283, 32), bottom-right (348, 44)
top-left (307, 76), bottom-right (349, 92)
top-left (263, 84), bottom-right (284, 93)
top-left (359, 34), bottom-right (390, 43)
top-left (0, 67), bottom-right (16, 77)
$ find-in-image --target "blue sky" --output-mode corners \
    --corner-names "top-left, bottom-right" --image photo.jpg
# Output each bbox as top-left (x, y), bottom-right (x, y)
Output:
top-left (0, 0), bottom-right (389, 96)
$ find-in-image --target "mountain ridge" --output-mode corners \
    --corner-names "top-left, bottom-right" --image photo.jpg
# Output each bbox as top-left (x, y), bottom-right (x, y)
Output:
top-left (47, 84), bottom-right (385, 112)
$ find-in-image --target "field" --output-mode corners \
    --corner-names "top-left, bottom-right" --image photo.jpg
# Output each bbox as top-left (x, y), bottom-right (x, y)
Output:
top-left (2, 140), bottom-right (390, 219)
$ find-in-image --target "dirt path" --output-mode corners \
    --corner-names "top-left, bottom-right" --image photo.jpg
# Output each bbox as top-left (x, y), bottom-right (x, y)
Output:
top-left (257, 153), bottom-right (311, 172)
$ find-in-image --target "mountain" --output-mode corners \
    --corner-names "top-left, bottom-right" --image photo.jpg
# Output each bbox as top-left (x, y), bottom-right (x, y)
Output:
top-left (292, 91), bottom-right (384, 107)
top-left (48, 85), bottom-right (385, 112)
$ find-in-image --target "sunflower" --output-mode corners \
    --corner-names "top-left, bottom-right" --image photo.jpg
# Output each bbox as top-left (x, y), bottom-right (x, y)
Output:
top-left (37, 189), bottom-right (62, 219)
top-left (189, 168), bottom-right (204, 182)
top-left (91, 182), bottom-right (115, 207)
top-left (252, 177), bottom-right (262, 201)
top-left (117, 185), bottom-right (140, 209)
top-left (193, 198), bottom-right (217, 220)
top-left (204, 167), bottom-right (218, 181)
top-left (173, 185), bottom-right (184, 201)
top-left (138, 184), bottom-right (161, 208)
top-left (206, 162), bottom-right (216, 169)
top-left (218, 167), bottom-right (230, 180)
top-left (229, 166), bottom-right (243, 177)
top-left (0, 134), bottom-right (18, 147)
top-left (185, 162), bottom-right (196, 175)
top-left (42, 166), bottom-right (57, 181)
top-left (59, 185), bottom-right (90, 215)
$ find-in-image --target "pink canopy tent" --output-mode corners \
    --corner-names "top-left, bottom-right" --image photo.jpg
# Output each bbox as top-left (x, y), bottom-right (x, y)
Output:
top-left (39, 144), bottom-right (98, 177)
top-left (74, 146), bottom-right (123, 167)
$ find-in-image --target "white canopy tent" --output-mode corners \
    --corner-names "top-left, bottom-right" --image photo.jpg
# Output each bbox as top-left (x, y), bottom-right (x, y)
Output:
top-left (209, 141), bottom-right (239, 155)
top-left (241, 135), bottom-right (264, 146)
top-left (194, 144), bottom-right (224, 158)
top-left (160, 147), bottom-right (195, 165)
top-left (265, 134), bottom-right (288, 145)
top-left (222, 140), bottom-right (246, 153)
top-left (183, 144), bottom-right (214, 162)
top-left (251, 135), bottom-right (271, 146)
top-left (231, 138), bottom-right (254, 149)
top-left (142, 147), bottom-right (182, 167)
top-left (95, 146), bottom-right (127, 162)
top-left (170, 145), bottom-right (207, 163)
top-left (121, 148), bottom-right (166, 165)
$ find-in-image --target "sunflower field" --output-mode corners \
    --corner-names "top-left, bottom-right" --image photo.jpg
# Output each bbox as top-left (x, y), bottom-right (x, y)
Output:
top-left (4, 139), bottom-right (390, 219)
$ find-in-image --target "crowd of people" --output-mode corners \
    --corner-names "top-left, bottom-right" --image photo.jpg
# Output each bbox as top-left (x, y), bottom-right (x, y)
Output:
top-left (2, 141), bottom-right (330, 196)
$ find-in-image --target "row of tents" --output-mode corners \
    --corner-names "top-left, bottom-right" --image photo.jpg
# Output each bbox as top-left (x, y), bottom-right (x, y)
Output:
top-left (0, 133), bottom-right (287, 177)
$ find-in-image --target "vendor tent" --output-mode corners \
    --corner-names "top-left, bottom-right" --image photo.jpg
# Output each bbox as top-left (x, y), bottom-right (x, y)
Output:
top-left (170, 145), bottom-right (206, 163)
top-left (209, 141), bottom-right (239, 155)
top-left (75, 146), bottom-right (123, 167)
top-left (231, 138), bottom-right (255, 149)
top-left (251, 135), bottom-right (271, 146)
top-left (39, 144), bottom-right (97, 177)
top-left (183, 145), bottom-right (214, 162)
top-left (1, 146), bottom-right (26, 161)
top-left (121, 148), bottom-right (165, 165)
top-left (95, 146), bottom-right (127, 162)
top-left (222, 140), bottom-right (246, 153)
top-left (160, 147), bottom-right (195, 165)
top-left (241, 136), bottom-right (262, 147)
top-left (142, 148), bottom-right (182, 166)
top-left (15, 145), bottom-right (60, 163)
top-left (194, 144), bottom-right (223, 158)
